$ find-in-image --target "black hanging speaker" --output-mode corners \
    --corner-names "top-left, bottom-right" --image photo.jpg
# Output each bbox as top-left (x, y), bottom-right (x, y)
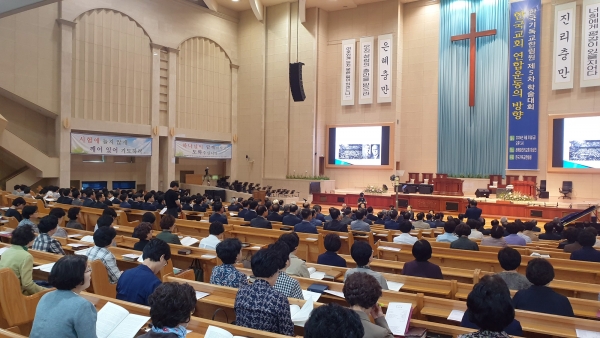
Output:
top-left (289, 62), bottom-right (306, 102)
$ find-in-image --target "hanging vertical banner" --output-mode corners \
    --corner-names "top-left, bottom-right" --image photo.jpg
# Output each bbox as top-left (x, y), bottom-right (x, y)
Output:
top-left (377, 34), bottom-right (393, 103)
top-left (359, 37), bottom-right (374, 104)
top-left (552, 2), bottom-right (576, 89)
top-left (341, 39), bottom-right (355, 106)
top-left (581, 0), bottom-right (600, 88)
top-left (508, 0), bottom-right (541, 170)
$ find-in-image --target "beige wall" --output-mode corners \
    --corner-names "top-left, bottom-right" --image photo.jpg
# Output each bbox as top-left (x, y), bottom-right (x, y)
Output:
top-left (0, 96), bottom-right (55, 156)
top-left (70, 155), bottom-right (149, 188)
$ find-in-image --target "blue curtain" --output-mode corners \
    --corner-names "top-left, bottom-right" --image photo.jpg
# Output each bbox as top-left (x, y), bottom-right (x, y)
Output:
top-left (437, 0), bottom-right (508, 177)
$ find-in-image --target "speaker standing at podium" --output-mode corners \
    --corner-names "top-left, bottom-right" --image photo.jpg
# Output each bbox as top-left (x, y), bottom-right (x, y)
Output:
top-left (465, 200), bottom-right (482, 220)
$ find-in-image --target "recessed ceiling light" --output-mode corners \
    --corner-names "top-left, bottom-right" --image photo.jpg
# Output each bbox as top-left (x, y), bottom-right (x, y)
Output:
top-left (232, 0), bottom-right (239, 2)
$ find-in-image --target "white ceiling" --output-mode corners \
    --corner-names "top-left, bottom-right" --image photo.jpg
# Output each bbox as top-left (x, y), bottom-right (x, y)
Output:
top-left (212, 0), bottom-right (389, 13)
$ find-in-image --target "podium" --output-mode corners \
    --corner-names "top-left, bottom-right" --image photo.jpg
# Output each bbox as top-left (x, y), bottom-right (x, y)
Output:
top-left (513, 180), bottom-right (536, 197)
top-left (252, 190), bottom-right (266, 201)
top-left (433, 178), bottom-right (464, 196)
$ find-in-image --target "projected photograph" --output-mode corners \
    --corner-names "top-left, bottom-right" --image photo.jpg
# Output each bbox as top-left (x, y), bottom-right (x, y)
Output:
top-left (338, 144), bottom-right (381, 160)
top-left (561, 116), bottom-right (600, 169)
top-left (327, 125), bottom-right (390, 167)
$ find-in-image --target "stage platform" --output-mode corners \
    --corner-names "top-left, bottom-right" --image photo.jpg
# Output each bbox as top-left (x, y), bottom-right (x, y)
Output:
top-left (311, 189), bottom-right (598, 222)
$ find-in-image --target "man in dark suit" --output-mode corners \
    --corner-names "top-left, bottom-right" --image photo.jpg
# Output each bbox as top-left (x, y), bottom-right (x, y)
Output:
top-left (384, 210), bottom-right (400, 230)
top-left (464, 200), bottom-right (482, 220)
top-left (570, 229), bottom-right (600, 262)
top-left (267, 204), bottom-right (283, 222)
top-left (340, 207), bottom-right (353, 226)
top-left (57, 188), bottom-right (73, 205)
top-left (323, 208), bottom-right (348, 232)
top-left (92, 192), bottom-right (108, 209)
top-left (129, 194), bottom-right (143, 210)
top-left (365, 206), bottom-right (378, 222)
top-left (282, 204), bottom-right (301, 226)
top-left (209, 202), bottom-right (228, 224)
top-left (243, 201), bottom-right (258, 222)
top-left (237, 200), bottom-right (250, 219)
top-left (82, 189), bottom-right (95, 207)
top-left (313, 205), bottom-right (326, 222)
top-left (118, 194), bottom-right (131, 209)
top-left (228, 198), bottom-right (241, 211)
top-left (142, 193), bottom-right (158, 211)
top-left (250, 206), bottom-right (272, 229)
top-left (433, 213), bottom-right (445, 228)
top-left (294, 209), bottom-right (318, 234)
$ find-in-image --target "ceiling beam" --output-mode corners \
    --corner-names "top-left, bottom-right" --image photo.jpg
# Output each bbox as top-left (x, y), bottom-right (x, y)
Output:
top-left (203, 0), bottom-right (219, 12)
top-left (249, 0), bottom-right (264, 21)
top-left (299, 0), bottom-right (306, 23)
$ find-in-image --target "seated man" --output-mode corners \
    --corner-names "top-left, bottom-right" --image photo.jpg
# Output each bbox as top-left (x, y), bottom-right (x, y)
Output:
top-left (504, 223), bottom-right (526, 246)
top-left (208, 202), bottom-right (228, 224)
top-left (481, 226), bottom-right (507, 247)
top-left (467, 219), bottom-right (483, 240)
top-left (142, 193), bottom-right (158, 211)
top-left (18, 205), bottom-right (39, 232)
top-left (271, 241), bottom-right (303, 299)
top-left (5, 197), bottom-right (26, 222)
top-left (317, 233), bottom-right (347, 267)
top-left (450, 224), bottom-right (480, 251)
top-left (393, 220), bottom-right (417, 245)
top-left (267, 203), bottom-right (283, 222)
top-left (323, 208), bottom-right (348, 232)
top-left (48, 208), bottom-right (68, 238)
top-left (210, 238), bottom-right (248, 288)
top-left (199, 221), bottom-right (224, 250)
top-left (384, 210), bottom-right (400, 230)
top-left (32, 215), bottom-right (65, 255)
top-left (570, 228), bottom-right (600, 262)
top-left (282, 204), bottom-right (301, 226)
top-left (436, 221), bottom-right (458, 243)
top-left (243, 201), bottom-right (259, 222)
top-left (155, 215), bottom-right (182, 245)
top-left (250, 205), bottom-right (272, 229)
top-left (538, 222), bottom-right (562, 241)
top-left (495, 247), bottom-right (531, 290)
top-left (237, 200), bottom-right (250, 219)
top-left (350, 209), bottom-right (370, 232)
top-left (66, 207), bottom-right (84, 230)
top-left (279, 232), bottom-right (310, 278)
top-left (92, 192), bottom-right (108, 210)
top-left (309, 209), bottom-right (323, 227)
top-left (344, 241), bottom-right (388, 290)
top-left (294, 208), bottom-right (318, 234)
top-left (412, 212), bottom-right (430, 229)
top-left (87, 227), bottom-right (122, 284)
top-left (118, 194), bottom-right (131, 208)
top-left (116, 239), bottom-right (171, 305)
top-left (234, 248), bottom-right (294, 336)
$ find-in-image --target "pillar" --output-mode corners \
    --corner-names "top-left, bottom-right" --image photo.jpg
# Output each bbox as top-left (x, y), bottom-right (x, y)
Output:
top-left (57, 19), bottom-right (76, 187)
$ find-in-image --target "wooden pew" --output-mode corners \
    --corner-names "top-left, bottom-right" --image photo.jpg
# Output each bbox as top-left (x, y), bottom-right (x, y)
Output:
top-left (317, 229), bottom-right (352, 255)
top-left (0, 328), bottom-right (27, 338)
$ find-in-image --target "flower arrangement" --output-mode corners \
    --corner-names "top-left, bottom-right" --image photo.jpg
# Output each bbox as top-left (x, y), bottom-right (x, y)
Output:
top-left (497, 191), bottom-right (534, 202)
top-left (286, 171), bottom-right (329, 180)
top-left (364, 185), bottom-right (387, 194)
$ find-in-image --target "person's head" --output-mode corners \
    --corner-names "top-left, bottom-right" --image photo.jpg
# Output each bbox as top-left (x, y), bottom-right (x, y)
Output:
top-left (416, 212), bottom-right (424, 221)
top-left (343, 207), bottom-right (352, 216)
top-left (216, 238), bottom-right (243, 264)
top-left (469, 200), bottom-right (478, 207)
top-left (169, 181), bottom-right (179, 189)
top-left (330, 208), bottom-right (341, 220)
top-left (524, 221), bottom-right (535, 231)
top-left (500, 217), bottom-right (508, 225)
top-left (301, 208), bottom-right (312, 221)
top-left (289, 204), bottom-right (299, 214)
top-left (93, 226), bottom-right (117, 248)
top-left (466, 219), bottom-right (478, 230)
top-left (142, 212), bottom-right (156, 224)
top-left (49, 255), bottom-right (91, 292)
top-left (144, 192), bottom-right (155, 203)
top-left (209, 221), bottom-right (225, 238)
top-left (355, 209), bottom-right (366, 221)
top-left (491, 219), bottom-right (499, 227)
top-left (49, 208), bottom-right (66, 222)
top-left (350, 241), bottom-right (373, 266)
top-left (343, 272), bottom-right (382, 309)
top-left (304, 303), bottom-right (364, 338)
top-left (212, 202), bottom-right (223, 213)
top-left (97, 215), bottom-right (114, 229)
top-left (271, 203), bottom-right (280, 213)
top-left (543, 222), bottom-right (555, 233)
top-left (498, 247), bottom-right (521, 271)
top-left (269, 241), bottom-right (292, 270)
top-left (38, 215), bottom-right (58, 234)
top-left (242, 200), bottom-right (249, 208)
top-left (426, 213), bottom-right (433, 221)
top-left (399, 220), bottom-right (412, 234)
top-left (95, 192), bottom-right (105, 202)
top-left (578, 228), bottom-right (597, 247)
top-left (252, 205), bottom-right (266, 217)
top-left (466, 275), bottom-right (514, 332)
top-left (389, 209), bottom-right (398, 220)
top-left (133, 222), bottom-right (153, 241)
top-left (14, 184), bottom-right (21, 192)
top-left (12, 197), bottom-right (26, 209)
top-left (324, 233), bottom-right (342, 253)
top-left (455, 223), bottom-right (471, 237)
top-left (160, 214), bottom-right (176, 230)
top-left (526, 258), bottom-right (554, 286)
top-left (563, 227), bottom-right (580, 243)
top-left (412, 239), bottom-right (432, 262)
top-left (21, 205), bottom-right (37, 220)
top-left (251, 248), bottom-right (283, 284)
top-left (403, 212), bottom-right (410, 220)
top-left (11, 224), bottom-right (36, 246)
top-left (278, 232), bottom-right (299, 253)
top-left (443, 221), bottom-right (456, 234)
top-left (505, 222), bottom-right (519, 235)
top-left (67, 207), bottom-right (81, 221)
top-left (371, 144), bottom-right (379, 158)
top-left (366, 206), bottom-right (374, 215)
top-left (148, 283), bottom-right (196, 329)
top-left (23, 187), bottom-right (32, 195)
top-left (249, 200), bottom-right (258, 210)
top-left (102, 207), bottom-right (117, 219)
top-left (490, 226), bottom-right (505, 239)
top-left (142, 238), bottom-right (171, 273)
top-left (458, 213), bottom-right (465, 221)
top-left (119, 194), bottom-right (128, 202)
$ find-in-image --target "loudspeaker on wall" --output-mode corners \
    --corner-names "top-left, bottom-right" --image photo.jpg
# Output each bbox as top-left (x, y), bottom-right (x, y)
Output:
top-left (289, 62), bottom-right (306, 102)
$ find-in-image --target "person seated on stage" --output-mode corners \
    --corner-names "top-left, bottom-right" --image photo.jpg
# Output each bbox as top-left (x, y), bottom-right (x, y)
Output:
top-left (393, 220), bottom-right (418, 245)
top-left (208, 202), bottom-right (228, 225)
top-left (504, 222), bottom-right (527, 246)
top-left (87, 226), bottom-right (121, 284)
top-left (401, 240), bottom-right (443, 279)
top-left (234, 248), bottom-right (294, 336)
top-left (495, 247), bottom-right (531, 291)
top-left (343, 272), bottom-right (393, 338)
top-left (345, 241), bottom-right (388, 290)
top-left (538, 222), bottom-right (562, 241)
top-left (384, 209), bottom-right (400, 230)
top-left (282, 204), bottom-right (301, 226)
top-left (0, 225), bottom-right (46, 295)
top-left (481, 226), bottom-right (507, 247)
top-left (317, 233), bottom-right (347, 267)
top-left (137, 283), bottom-right (197, 338)
top-left (279, 232), bottom-right (310, 278)
top-left (558, 226), bottom-right (578, 250)
top-left (48, 208), bottom-right (68, 238)
top-left (522, 221), bottom-right (539, 242)
top-left (199, 221), bottom-right (224, 250)
top-left (350, 209), bottom-right (371, 232)
top-left (18, 205), bottom-right (38, 232)
top-left (294, 208), bottom-right (318, 234)
top-left (436, 221), bottom-right (458, 243)
top-left (117, 238), bottom-right (171, 306)
top-left (132, 222), bottom-right (153, 252)
top-left (155, 214), bottom-right (181, 245)
top-left (450, 224), bottom-right (479, 251)
top-left (32, 215), bottom-right (65, 255)
top-left (243, 200), bottom-right (259, 222)
top-left (570, 228), bottom-right (600, 262)
top-left (210, 238), bottom-right (248, 288)
top-left (270, 241), bottom-right (303, 299)
top-left (267, 203), bottom-right (284, 222)
top-left (467, 219), bottom-right (483, 240)
top-left (323, 208), bottom-right (348, 232)
top-left (513, 258), bottom-right (574, 317)
top-left (464, 199), bottom-right (482, 220)
top-left (310, 209), bottom-right (323, 227)
top-left (459, 275), bottom-right (522, 338)
top-left (304, 303), bottom-right (364, 338)
top-left (250, 205), bottom-right (272, 229)
top-left (357, 192), bottom-right (367, 205)
top-left (5, 197), bottom-right (26, 222)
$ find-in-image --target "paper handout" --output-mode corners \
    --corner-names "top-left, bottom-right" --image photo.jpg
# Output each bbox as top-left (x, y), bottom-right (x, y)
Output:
top-left (302, 290), bottom-right (322, 302)
top-left (289, 299), bottom-right (314, 327)
top-left (447, 309), bottom-right (465, 322)
top-left (81, 235), bottom-right (94, 243)
top-left (204, 325), bottom-right (247, 338)
top-left (387, 281), bottom-right (404, 292)
top-left (385, 302), bottom-right (412, 336)
top-left (96, 302), bottom-right (150, 338)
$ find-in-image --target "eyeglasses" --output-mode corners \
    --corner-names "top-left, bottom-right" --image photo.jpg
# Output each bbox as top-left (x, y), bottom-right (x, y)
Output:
top-left (85, 268), bottom-right (92, 273)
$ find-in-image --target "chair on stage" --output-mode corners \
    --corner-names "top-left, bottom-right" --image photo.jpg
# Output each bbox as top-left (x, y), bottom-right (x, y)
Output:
top-left (421, 173), bottom-right (434, 185)
top-left (487, 175), bottom-right (504, 193)
top-left (559, 181), bottom-right (573, 199)
top-left (506, 175), bottom-right (520, 186)
top-left (537, 180), bottom-right (549, 199)
top-left (406, 173), bottom-right (420, 185)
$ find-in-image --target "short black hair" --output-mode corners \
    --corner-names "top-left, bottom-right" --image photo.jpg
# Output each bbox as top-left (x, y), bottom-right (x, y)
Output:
top-left (426, 213), bottom-right (433, 220)
top-left (249, 201), bottom-right (258, 210)
top-left (93, 226), bottom-right (116, 247)
top-left (22, 205), bottom-right (37, 219)
top-left (49, 208), bottom-right (66, 219)
top-left (142, 238), bottom-right (171, 262)
top-left (470, 200), bottom-right (478, 206)
top-left (49, 255), bottom-right (88, 290)
top-left (102, 208), bottom-right (117, 218)
top-left (412, 239), bottom-right (432, 262)
top-left (330, 208), bottom-right (341, 219)
top-left (455, 223), bottom-right (471, 237)
top-left (133, 222), bottom-right (153, 240)
top-left (11, 224), bottom-right (35, 245)
top-left (458, 213), bottom-right (465, 220)
top-left (466, 219), bottom-right (479, 230)
top-left (148, 282), bottom-right (196, 328)
top-left (142, 212), bottom-right (156, 224)
top-left (367, 206), bottom-right (373, 214)
top-left (304, 303), bottom-right (364, 338)
top-left (466, 274), bottom-right (514, 332)
top-left (355, 209), bottom-right (365, 220)
top-left (160, 214), bottom-right (176, 229)
top-left (350, 241), bottom-right (372, 266)
top-left (525, 258), bottom-right (554, 286)
top-left (251, 248), bottom-right (282, 278)
top-left (444, 221), bottom-right (456, 234)
top-left (389, 209), bottom-right (398, 219)
top-left (399, 220), bottom-right (412, 233)
top-left (268, 241), bottom-right (291, 270)
top-left (215, 238), bottom-right (242, 264)
top-left (343, 272), bottom-right (381, 308)
top-left (67, 207), bottom-right (80, 220)
top-left (490, 226), bottom-right (505, 239)
top-left (242, 200), bottom-right (249, 207)
top-left (23, 187), bottom-right (31, 194)
top-left (256, 205), bottom-right (267, 215)
top-left (416, 212), bottom-right (424, 220)
top-left (543, 222), bottom-right (554, 233)
top-left (324, 233), bottom-right (342, 252)
top-left (38, 215), bottom-right (58, 233)
top-left (506, 222), bottom-right (519, 235)
top-left (169, 181), bottom-right (179, 188)
top-left (301, 208), bottom-right (311, 220)
top-left (578, 228), bottom-right (597, 247)
top-left (14, 184), bottom-right (20, 190)
top-left (209, 221), bottom-right (225, 236)
top-left (498, 247), bottom-right (521, 271)
top-left (12, 197), bottom-right (26, 206)
top-left (97, 215), bottom-right (114, 228)
top-left (491, 219), bottom-right (499, 227)
top-left (213, 202), bottom-right (223, 212)
top-left (278, 232), bottom-right (299, 252)
top-left (144, 192), bottom-right (154, 202)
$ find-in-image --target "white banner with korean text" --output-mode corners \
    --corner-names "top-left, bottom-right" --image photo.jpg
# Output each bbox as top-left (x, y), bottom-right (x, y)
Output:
top-left (359, 37), bottom-right (374, 105)
top-left (175, 140), bottom-right (232, 159)
top-left (341, 39), bottom-right (356, 106)
top-left (581, 0), bottom-right (600, 87)
top-left (552, 2), bottom-right (576, 89)
top-left (377, 34), bottom-right (393, 103)
top-left (70, 133), bottom-right (152, 156)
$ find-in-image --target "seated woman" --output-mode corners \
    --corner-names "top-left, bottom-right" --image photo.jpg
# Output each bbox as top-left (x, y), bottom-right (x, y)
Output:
top-left (0, 225), bottom-right (46, 295)
top-left (235, 248), bottom-right (294, 336)
top-left (512, 258), bottom-right (574, 317)
top-left (304, 303), bottom-right (364, 338)
top-left (317, 233), bottom-right (347, 267)
top-left (137, 283), bottom-right (197, 338)
top-left (87, 226), bottom-right (121, 284)
top-left (450, 224), bottom-right (479, 251)
top-left (155, 214), bottom-right (181, 245)
top-left (495, 247), bottom-right (531, 291)
top-left (401, 240), bottom-right (443, 279)
top-left (18, 205), bottom-right (38, 232)
top-left (132, 222), bottom-right (153, 251)
top-left (343, 272), bottom-right (394, 338)
top-left (210, 238), bottom-right (248, 288)
top-left (271, 241), bottom-right (303, 299)
top-left (459, 275), bottom-right (521, 338)
top-left (66, 207), bottom-right (84, 230)
top-left (481, 226), bottom-right (507, 247)
top-left (570, 228), bottom-right (600, 262)
top-left (558, 227), bottom-right (579, 250)
top-left (29, 255), bottom-right (96, 338)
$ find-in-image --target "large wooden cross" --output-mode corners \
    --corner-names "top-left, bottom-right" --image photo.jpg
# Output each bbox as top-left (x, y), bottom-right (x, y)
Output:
top-left (451, 12), bottom-right (496, 107)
